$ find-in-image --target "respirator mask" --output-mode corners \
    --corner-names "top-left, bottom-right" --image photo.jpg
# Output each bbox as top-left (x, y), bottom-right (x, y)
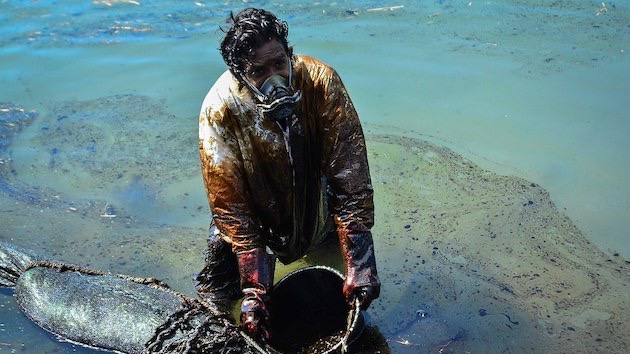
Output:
top-left (242, 58), bottom-right (301, 123)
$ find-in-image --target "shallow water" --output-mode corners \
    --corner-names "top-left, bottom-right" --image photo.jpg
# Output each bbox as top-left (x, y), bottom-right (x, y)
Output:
top-left (1, 1), bottom-right (629, 353)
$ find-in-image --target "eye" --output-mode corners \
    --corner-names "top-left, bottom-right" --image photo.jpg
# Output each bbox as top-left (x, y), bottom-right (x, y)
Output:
top-left (249, 66), bottom-right (264, 78)
top-left (275, 58), bottom-right (288, 70)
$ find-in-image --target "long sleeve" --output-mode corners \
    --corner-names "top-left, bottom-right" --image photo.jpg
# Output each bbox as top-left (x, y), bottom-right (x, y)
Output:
top-left (315, 65), bottom-right (380, 302)
top-left (319, 68), bottom-right (375, 236)
top-left (198, 74), bottom-right (264, 251)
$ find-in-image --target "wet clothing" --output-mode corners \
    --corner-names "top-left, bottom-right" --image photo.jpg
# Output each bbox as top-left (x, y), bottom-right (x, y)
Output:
top-left (198, 54), bottom-right (375, 266)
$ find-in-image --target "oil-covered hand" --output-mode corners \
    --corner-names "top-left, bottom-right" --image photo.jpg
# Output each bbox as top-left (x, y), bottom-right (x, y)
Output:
top-left (240, 289), bottom-right (271, 340)
top-left (340, 232), bottom-right (381, 310)
top-left (236, 248), bottom-right (274, 341)
top-left (345, 285), bottom-right (379, 310)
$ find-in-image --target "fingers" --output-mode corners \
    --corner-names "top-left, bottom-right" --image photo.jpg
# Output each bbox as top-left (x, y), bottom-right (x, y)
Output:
top-left (240, 297), bottom-right (271, 341)
top-left (356, 287), bottom-right (374, 310)
top-left (348, 286), bottom-right (375, 310)
top-left (241, 311), bottom-right (270, 340)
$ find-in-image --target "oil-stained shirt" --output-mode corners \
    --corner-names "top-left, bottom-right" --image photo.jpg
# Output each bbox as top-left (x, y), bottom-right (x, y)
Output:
top-left (199, 54), bottom-right (374, 264)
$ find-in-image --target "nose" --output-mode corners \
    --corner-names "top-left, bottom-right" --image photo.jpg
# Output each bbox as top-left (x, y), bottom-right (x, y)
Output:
top-left (264, 67), bottom-right (284, 82)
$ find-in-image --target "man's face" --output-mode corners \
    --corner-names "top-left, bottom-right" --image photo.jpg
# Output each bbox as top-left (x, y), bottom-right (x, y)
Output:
top-left (244, 39), bottom-right (289, 89)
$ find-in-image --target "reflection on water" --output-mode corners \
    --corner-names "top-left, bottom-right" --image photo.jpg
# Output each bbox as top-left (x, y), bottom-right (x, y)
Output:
top-left (1, 1), bottom-right (629, 353)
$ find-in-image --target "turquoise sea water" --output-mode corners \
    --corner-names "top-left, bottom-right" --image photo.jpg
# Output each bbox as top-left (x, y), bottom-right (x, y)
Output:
top-left (1, 1), bottom-right (629, 353)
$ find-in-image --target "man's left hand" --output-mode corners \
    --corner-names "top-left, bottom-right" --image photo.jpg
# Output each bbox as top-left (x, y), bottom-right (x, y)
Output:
top-left (344, 284), bottom-right (379, 310)
top-left (340, 232), bottom-right (381, 310)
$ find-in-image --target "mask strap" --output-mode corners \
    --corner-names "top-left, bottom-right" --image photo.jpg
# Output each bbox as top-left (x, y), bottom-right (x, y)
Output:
top-left (287, 55), bottom-right (294, 91)
top-left (240, 76), bottom-right (266, 103)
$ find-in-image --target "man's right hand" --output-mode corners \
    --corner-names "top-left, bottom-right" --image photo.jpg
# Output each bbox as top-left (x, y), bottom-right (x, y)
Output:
top-left (240, 289), bottom-right (271, 340)
top-left (236, 248), bottom-right (274, 341)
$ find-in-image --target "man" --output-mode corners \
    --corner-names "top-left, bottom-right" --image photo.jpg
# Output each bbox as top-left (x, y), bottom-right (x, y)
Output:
top-left (196, 8), bottom-right (380, 340)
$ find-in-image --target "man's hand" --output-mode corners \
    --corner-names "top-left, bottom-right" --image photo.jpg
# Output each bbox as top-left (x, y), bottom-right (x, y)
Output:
top-left (340, 232), bottom-right (381, 310)
top-left (344, 284), bottom-right (378, 310)
top-left (240, 289), bottom-right (271, 340)
top-left (236, 248), bottom-right (274, 341)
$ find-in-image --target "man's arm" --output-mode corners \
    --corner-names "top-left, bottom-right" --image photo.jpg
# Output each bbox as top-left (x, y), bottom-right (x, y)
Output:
top-left (199, 87), bottom-right (261, 250)
top-left (319, 66), bottom-right (381, 309)
top-left (199, 84), bottom-right (273, 339)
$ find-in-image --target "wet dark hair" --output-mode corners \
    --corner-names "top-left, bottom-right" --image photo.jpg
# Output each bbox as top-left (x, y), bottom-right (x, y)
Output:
top-left (220, 8), bottom-right (291, 82)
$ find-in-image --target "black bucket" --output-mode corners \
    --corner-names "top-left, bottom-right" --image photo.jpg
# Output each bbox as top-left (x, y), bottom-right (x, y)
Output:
top-left (267, 266), bottom-right (365, 354)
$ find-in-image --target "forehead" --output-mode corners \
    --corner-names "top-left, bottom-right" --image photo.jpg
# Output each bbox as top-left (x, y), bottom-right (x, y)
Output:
top-left (248, 40), bottom-right (286, 65)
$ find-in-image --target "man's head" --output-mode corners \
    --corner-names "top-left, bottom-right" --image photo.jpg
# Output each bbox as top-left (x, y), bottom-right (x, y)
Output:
top-left (220, 8), bottom-right (301, 122)
top-left (220, 8), bottom-right (292, 88)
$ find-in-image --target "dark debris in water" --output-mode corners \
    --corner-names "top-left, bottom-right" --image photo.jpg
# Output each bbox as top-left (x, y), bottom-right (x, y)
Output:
top-left (0, 96), bottom-right (203, 223)
top-left (0, 103), bottom-right (37, 151)
top-left (366, 133), bottom-right (630, 352)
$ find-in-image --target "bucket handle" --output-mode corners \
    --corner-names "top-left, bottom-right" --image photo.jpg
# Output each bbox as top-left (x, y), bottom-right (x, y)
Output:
top-left (340, 297), bottom-right (362, 354)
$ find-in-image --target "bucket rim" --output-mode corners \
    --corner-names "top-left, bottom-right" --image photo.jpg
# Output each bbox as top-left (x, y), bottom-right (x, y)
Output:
top-left (274, 265), bottom-right (344, 287)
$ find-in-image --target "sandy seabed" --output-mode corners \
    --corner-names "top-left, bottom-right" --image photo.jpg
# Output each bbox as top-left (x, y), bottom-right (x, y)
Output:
top-left (0, 96), bottom-right (628, 353)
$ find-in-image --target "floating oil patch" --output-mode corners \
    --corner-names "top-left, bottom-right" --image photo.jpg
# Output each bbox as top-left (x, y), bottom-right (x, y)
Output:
top-left (365, 133), bottom-right (629, 353)
top-left (0, 103), bottom-right (42, 204)
top-left (1, 102), bottom-right (117, 213)
top-left (0, 103), bottom-right (36, 151)
top-left (7, 95), bottom-right (204, 225)
top-left (16, 94), bottom-right (197, 192)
